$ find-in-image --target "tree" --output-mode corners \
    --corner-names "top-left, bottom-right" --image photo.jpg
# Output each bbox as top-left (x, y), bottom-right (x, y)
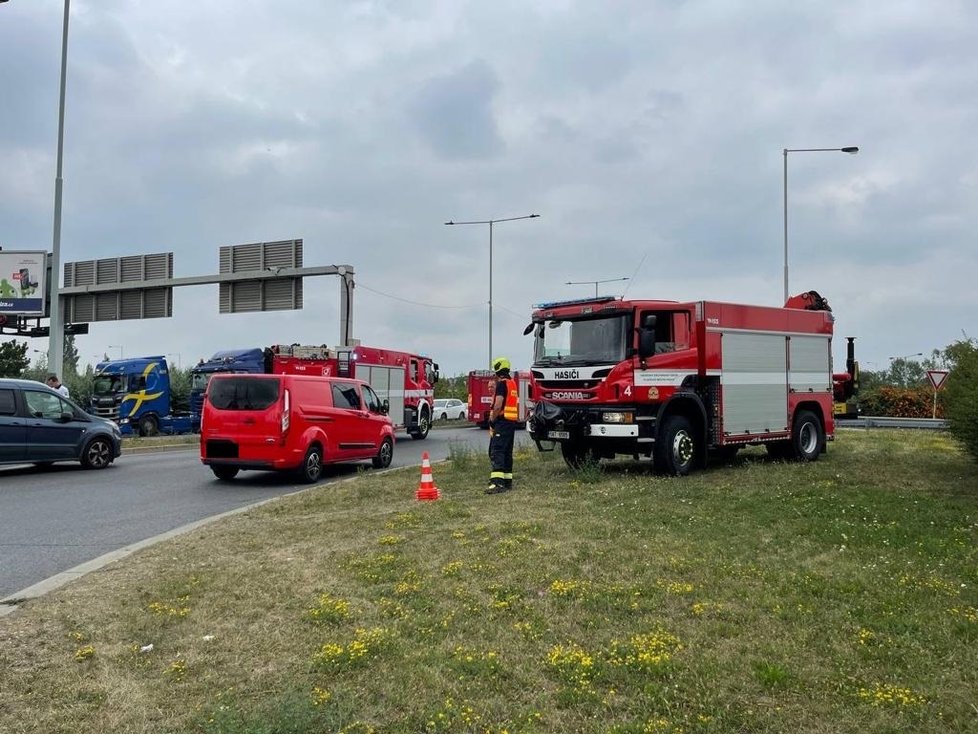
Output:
top-left (941, 339), bottom-right (978, 462)
top-left (63, 334), bottom-right (80, 378)
top-left (0, 340), bottom-right (29, 377)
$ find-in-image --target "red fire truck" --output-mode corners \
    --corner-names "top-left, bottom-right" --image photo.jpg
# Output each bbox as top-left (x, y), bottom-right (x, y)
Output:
top-left (334, 344), bottom-right (439, 440)
top-left (192, 343), bottom-right (438, 439)
top-left (467, 369), bottom-right (534, 429)
top-left (525, 290), bottom-right (837, 475)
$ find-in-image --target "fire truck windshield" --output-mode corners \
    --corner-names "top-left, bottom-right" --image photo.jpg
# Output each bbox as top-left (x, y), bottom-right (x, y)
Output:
top-left (533, 315), bottom-right (628, 365)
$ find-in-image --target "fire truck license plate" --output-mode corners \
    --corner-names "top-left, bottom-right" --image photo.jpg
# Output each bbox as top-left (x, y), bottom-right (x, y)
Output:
top-left (548, 430), bottom-right (570, 440)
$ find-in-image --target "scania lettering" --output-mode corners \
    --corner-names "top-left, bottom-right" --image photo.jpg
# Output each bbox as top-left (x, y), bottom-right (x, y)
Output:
top-left (526, 291), bottom-right (839, 475)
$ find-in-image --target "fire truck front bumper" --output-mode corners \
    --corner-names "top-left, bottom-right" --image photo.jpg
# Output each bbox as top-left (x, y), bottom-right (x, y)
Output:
top-left (529, 401), bottom-right (648, 447)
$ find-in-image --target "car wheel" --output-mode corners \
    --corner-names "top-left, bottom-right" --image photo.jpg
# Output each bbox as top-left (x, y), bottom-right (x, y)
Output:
top-left (81, 437), bottom-right (113, 469)
top-left (654, 415), bottom-right (696, 476)
top-left (440, 412), bottom-right (448, 421)
top-left (372, 437), bottom-right (394, 469)
top-left (139, 414), bottom-right (159, 437)
top-left (459, 412), bottom-right (465, 421)
top-left (298, 444), bottom-right (324, 483)
top-left (212, 465), bottom-right (239, 481)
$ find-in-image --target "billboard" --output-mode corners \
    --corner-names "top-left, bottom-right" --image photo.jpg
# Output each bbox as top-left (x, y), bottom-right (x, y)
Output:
top-left (0, 250), bottom-right (47, 316)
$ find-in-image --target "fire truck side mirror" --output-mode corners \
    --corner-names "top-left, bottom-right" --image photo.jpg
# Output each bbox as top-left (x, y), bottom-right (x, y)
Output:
top-left (639, 314), bottom-right (657, 359)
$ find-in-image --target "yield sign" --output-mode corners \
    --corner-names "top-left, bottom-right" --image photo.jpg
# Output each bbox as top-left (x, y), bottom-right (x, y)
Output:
top-left (927, 370), bottom-right (949, 390)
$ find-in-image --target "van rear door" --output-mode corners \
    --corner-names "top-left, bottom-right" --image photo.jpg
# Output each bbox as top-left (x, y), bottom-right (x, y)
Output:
top-left (206, 376), bottom-right (283, 443)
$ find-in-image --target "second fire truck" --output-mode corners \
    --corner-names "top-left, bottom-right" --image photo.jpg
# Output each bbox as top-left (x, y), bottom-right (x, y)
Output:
top-left (526, 290), bottom-right (838, 475)
top-left (467, 369), bottom-right (534, 429)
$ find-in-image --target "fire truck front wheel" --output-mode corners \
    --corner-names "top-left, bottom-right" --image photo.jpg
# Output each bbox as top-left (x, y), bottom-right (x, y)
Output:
top-left (790, 410), bottom-right (823, 462)
top-left (560, 440), bottom-right (600, 470)
top-left (410, 409), bottom-right (431, 440)
top-left (655, 415), bottom-right (697, 476)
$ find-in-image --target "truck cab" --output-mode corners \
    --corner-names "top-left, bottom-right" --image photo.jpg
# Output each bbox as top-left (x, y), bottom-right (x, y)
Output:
top-left (91, 356), bottom-right (181, 436)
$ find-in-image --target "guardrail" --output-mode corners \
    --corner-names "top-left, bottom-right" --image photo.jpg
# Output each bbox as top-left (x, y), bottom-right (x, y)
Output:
top-left (838, 416), bottom-right (948, 430)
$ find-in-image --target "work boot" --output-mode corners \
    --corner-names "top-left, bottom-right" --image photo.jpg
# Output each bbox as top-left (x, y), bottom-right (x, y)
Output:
top-left (485, 483), bottom-right (507, 495)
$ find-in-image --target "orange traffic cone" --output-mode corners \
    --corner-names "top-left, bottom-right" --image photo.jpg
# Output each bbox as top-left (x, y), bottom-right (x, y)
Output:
top-left (415, 451), bottom-right (440, 501)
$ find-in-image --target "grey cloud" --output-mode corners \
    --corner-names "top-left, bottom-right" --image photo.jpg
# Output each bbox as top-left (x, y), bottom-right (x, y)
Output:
top-left (409, 59), bottom-right (502, 159)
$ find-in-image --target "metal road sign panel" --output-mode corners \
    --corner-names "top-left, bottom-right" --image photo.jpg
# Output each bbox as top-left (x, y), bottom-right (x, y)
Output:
top-left (219, 239), bottom-right (304, 313)
top-left (63, 253), bottom-right (174, 322)
top-left (0, 250), bottom-right (47, 316)
top-left (927, 370), bottom-right (949, 390)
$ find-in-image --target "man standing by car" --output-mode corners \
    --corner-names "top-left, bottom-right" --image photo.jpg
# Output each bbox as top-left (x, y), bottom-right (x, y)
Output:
top-left (486, 357), bottom-right (518, 494)
top-left (46, 374), bottom-right (70, 398)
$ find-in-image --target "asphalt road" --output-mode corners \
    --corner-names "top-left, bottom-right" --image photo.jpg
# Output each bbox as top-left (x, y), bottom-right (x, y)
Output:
top-left (0, 424), bottom-right (524, 599)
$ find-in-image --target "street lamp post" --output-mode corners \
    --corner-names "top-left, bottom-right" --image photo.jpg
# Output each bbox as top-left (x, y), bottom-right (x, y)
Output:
top-left (782, 145), bottom-right (859, 303)
top-left (47, 0), bottom-right (71, 380)
top-left (444, 214), bottom-right (540, 365)
top-left (0, 1), bottom-right (71, 375)
top-left (565, 277), bottom-right (629, 298)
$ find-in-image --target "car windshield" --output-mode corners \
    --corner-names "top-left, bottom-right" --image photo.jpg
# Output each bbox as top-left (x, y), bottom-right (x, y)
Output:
top-left (533, 314), bottom-right (628, 365)
top-left (208, 377), bottom-right (280, 410)
top-left (434, 400), bottom-right (448, 409)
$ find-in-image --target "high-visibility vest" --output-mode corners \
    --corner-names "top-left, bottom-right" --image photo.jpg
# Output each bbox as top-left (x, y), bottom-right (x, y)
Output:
top-left (502, 378), bottom-right (519, 421)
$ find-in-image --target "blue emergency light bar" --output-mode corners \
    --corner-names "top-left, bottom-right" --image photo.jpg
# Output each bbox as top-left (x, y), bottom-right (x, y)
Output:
top-left (532, 296), bottom-right (618, 310)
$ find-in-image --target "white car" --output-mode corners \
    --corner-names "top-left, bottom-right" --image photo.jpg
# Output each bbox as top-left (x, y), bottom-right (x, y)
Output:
top-left (433, 398), bottom-right (466, 421)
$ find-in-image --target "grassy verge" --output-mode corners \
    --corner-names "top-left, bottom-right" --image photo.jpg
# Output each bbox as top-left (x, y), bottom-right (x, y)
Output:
top-left (1, 431), bottom-right (976, 733)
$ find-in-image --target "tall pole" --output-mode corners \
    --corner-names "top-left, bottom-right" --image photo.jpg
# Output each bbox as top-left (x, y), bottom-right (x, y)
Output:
top-left (48, 0), bottom-right (70, 378)
top-left (444, 213), bottom-right (539, 367)
top-left (488, 220), bottom-right (493, 363)
top-left (781, 146), bottom-right (859, 304)
top-left (783, 149), bottom-right (789, 304)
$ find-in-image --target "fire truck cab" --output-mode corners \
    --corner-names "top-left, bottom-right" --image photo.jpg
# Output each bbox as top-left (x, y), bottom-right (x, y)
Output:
top-left (526, 291), bottom-right (837, 475)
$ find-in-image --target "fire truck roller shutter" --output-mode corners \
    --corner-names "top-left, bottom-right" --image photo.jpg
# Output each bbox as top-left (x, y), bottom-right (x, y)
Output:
top-left (720, 332), bottom-right (789, 435)
top-left (788, 335), bottom-right (832, 395)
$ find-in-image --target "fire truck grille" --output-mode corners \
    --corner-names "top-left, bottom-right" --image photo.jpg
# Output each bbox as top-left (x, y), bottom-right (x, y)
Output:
top-left (536, 380), bottom-right (601, 390)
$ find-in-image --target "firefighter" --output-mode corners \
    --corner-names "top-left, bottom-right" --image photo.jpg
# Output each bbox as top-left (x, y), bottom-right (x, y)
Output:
top-left (486, 356), bottom-right (519, 494)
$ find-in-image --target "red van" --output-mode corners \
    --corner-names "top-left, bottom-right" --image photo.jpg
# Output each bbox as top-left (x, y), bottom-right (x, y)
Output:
top-left (200, 373), bottom-right (395, 482)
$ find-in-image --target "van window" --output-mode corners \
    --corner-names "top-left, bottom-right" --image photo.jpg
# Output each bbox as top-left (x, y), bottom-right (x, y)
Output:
top-left (0, 389), bottom-right (16, 415)
top-left (363, 385), bottom-right (381, 413)
top-left (208, 377), bottom-right (280, 410)
top-left (25, 390), bottom-right (68, 419)
top-left (331, 382), bottom-right (362, 410)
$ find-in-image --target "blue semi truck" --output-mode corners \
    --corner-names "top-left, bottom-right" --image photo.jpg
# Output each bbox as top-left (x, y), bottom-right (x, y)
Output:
top-left (90, 356), bottom-right (195, 436)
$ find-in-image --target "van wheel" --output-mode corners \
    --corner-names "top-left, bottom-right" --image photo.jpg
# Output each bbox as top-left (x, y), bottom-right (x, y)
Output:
top-left (372, 438), bottom-right (394, 469)
top-left (139, 415), bottom-right (159, 437)
top-left (81, 438), bottom-right (113, 469)
top-left (212, 466), bottom-right (239, 481)
top-left (298, 445), bottom-right (324, 483)
top-left (411, 409), bottom-right (430, 440)
top-left (654, 415), bottom-right (696, 476)
top-left (790, 410), bottom-right (823, 462)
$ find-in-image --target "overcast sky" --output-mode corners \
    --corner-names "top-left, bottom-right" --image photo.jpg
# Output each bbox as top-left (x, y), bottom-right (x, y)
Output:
top-left (2, 0), bottom-right (976, 378)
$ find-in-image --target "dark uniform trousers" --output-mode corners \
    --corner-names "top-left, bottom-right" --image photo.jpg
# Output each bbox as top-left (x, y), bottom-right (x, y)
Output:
top-left (488, 419), bottom-right (516, 489)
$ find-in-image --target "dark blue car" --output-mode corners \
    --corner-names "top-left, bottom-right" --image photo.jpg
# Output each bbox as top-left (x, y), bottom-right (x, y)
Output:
top-left (0, 378), bottom-right (122, 470)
